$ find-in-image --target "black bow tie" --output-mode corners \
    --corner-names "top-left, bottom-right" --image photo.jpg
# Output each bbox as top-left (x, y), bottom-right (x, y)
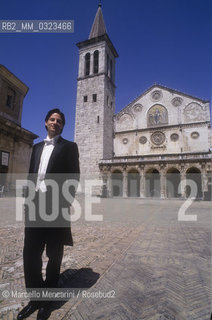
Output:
top-left (44, 138), bottom-right (54, 145)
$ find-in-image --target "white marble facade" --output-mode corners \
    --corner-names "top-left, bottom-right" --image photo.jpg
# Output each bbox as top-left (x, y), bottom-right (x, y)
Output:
top-left (114, 86), bottom-right (210, 157)
top-left (99, 85), bottom-right (211, 200)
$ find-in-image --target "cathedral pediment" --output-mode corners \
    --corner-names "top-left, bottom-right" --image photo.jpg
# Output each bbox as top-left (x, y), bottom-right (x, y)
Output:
top-left (115, 84), bottom-right (210, 132)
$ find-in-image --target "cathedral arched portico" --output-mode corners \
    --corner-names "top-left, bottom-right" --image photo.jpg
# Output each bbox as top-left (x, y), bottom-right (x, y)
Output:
top-left (100, 161), bottom-right (210, 200)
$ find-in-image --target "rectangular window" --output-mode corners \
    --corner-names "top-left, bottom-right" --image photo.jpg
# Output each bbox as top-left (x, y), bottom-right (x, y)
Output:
top-left (1, 151), bottom-right (9, 166)
top-left (6, 95), bottom-right (13, 108)
top-left (6, 87), bottom-right (15, 110)
top-left (92, 94), bottom-right (97, 102)
top-left (83, 95), bottom-right (88, 102)
top-left (97, 116), bottom-right (99, 123)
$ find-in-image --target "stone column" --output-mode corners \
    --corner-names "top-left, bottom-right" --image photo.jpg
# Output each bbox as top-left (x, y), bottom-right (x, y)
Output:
top-left (106, 171), bottom-right (112, 198)
top-left (180, 171), bottom-right (186, 199)
top-left (101, 171), bottom-right (108, 198)
top-left (201, 166), bottom-right (208, 193)
top-left (160, 171), bottom-right (165, 199)
top-left (139, 168), bottom-right (145, 198)
top-left (123, 170), bottom-right (128, 198)
top-left (201, 166), bottom-right (207, 200)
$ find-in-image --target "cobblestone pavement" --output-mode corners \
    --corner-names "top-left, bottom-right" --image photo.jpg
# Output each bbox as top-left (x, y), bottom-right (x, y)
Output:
top-left (0, 197), bottom-right (211, 320)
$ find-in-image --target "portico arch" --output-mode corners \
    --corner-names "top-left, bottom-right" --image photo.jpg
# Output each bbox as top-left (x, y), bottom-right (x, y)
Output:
top-left (145, 168), bottom-right (160, 197)
top-left (111, 169), bottom-right (123, 197)
top-left (127, 169), bottom-right (140, 197)
top-left (166, 168), bottom-right (181, 198)
top-left (186, 167), bottom-right (202, 199)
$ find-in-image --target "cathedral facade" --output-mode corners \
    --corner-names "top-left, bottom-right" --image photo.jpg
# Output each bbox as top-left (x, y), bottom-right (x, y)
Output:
top-left (74, 5), bottom-right (212, 200)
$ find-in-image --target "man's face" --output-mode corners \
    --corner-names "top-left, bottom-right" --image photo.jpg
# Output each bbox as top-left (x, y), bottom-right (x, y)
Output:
top-left (45, 113), bottom-right (63, 138)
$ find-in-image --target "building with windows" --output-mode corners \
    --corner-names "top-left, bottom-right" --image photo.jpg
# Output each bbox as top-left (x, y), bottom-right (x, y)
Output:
top-left (0, 64), bottom-right (37, 188)
top-left (74, 4), bottom-right (212, 200)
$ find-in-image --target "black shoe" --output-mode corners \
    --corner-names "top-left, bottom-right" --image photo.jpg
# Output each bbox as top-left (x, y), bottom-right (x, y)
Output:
top-left (36, 306), bottom-right (52, 320)
top-left (17, 302), bottom-right (39, 319)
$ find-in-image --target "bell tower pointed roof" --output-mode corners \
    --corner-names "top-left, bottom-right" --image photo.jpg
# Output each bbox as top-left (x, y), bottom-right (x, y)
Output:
top-left (76, 2), bottom-right (118, 58)
top-left (89, 3), bottom-right (107, 39)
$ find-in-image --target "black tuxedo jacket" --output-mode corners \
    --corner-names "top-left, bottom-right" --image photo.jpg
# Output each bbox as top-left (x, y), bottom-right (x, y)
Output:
top-left (29, 136), bottom-right (79, 175)
top-left (26, 136), bottom-right (80, 246)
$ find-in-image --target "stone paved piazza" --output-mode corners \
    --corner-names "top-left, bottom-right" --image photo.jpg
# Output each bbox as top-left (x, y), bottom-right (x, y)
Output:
top-left (0, 197), bottom-right (211, 320)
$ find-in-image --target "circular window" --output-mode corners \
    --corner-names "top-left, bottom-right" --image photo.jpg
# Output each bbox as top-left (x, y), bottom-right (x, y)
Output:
top-left (170, 133), bottom-right (179, 141)
top-left (133, 104), bottom-right (142, 113)
top-left (172, 97), bottom-right (183, 107)
top-left (151, 90), bottom-right (162, 101)
top-left (122, 138), bottom-right (128, 144)
top-left (139, 136), bottom-right (147, 144)
top-left (191, 132), bottom-right (199, 139)
top-left (151, 131), bottom-right (165, 145)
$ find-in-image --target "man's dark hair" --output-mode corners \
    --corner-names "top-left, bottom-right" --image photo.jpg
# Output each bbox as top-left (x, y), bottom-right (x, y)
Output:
top-left (45, 108), bottom-right (65, 132)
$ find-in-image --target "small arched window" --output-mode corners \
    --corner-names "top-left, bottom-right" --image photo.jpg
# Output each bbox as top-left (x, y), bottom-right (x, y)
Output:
top-left (93, 50), bottom-right (99, 74)
top-left (85, 53), bottom-right (90, 76)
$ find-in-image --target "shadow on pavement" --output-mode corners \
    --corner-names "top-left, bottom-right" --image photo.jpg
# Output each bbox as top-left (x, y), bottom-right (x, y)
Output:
top-left (50, 267), bottom-right (100, 311)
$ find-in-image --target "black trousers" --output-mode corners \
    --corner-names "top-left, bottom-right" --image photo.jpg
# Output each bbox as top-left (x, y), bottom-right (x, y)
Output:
top-left (23, 227), bottom-right (64, 290)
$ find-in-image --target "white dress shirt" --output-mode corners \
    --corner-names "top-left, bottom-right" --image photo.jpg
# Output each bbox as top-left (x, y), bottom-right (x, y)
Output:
top-left (36, 135), bottom-right (60, 192)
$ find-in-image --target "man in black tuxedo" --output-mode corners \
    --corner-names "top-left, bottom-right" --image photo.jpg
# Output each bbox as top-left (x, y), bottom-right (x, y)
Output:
top-left (17, 108), bottom-right (80, 320)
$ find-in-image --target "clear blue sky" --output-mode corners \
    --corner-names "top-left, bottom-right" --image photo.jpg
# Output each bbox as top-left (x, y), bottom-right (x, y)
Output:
top-left (0, 0), bottom-right (211, 143)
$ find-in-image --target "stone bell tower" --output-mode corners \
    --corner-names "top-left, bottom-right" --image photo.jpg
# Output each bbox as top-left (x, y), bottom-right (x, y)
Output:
top-left (74, 3), bottom-right (118, 176)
